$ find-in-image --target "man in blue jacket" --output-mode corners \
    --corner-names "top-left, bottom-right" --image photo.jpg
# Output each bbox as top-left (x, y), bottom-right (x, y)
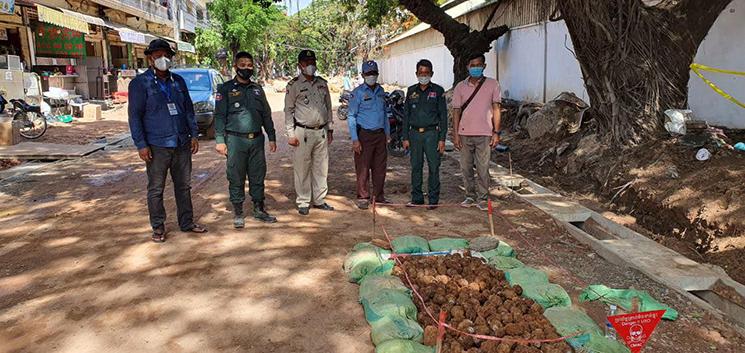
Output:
top-left (128, 39), bottom-right (207, 242)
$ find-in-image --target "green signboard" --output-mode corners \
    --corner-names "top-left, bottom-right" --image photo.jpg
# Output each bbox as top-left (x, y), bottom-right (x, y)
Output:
top-left (35, 23), bottom-right (85, 58)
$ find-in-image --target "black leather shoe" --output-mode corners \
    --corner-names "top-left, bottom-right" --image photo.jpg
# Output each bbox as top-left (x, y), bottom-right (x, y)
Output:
top-left (312, 203), bottom-right (334, 211)
top-left (298, 207), bottom-right (310, 215)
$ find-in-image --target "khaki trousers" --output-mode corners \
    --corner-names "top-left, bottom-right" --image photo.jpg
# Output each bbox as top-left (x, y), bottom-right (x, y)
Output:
top-left (459, 135), bottom-right (491, 200)
top-left (293, 127), bottom-right (329, 208)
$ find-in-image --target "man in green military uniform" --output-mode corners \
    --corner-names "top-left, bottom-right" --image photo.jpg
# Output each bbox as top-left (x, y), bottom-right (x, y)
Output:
top-left (214, 51), bottom-right (278, 228)
top-left (402, 59), bottom-right (448, 209)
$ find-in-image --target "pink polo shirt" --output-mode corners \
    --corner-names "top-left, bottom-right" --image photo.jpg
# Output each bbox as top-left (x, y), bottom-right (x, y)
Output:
top-left (451, 77), bottom-right (501, 136)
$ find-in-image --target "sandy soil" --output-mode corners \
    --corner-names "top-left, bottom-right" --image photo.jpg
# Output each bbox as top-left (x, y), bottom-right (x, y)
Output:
top-left (0, 92), bottom-right (743, 353)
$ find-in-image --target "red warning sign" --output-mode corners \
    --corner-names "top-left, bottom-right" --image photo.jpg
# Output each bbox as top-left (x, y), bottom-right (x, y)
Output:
top-left (609, 310), bottom-right (666, 353)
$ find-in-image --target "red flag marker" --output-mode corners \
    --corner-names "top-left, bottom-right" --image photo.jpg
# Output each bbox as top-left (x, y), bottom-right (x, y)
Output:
top-left (609, 310), bottom-right (666, 353)
top-left (436, 310), bottom-right (447, 353)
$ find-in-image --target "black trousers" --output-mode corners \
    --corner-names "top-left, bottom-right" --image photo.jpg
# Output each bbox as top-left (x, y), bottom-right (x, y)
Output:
top-left (146, 143), bottom-right (195, 230)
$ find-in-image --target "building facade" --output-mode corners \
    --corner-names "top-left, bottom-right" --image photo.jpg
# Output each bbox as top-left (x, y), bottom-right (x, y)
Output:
top-left (0, 0), bottom-right (212, 100)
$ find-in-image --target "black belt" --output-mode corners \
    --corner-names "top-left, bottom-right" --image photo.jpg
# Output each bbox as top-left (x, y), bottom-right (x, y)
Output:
top-left (356, 125), bottom-right (384, 134)
top-left (410, 125), bottom-right (439, 133)
top-left (225, 130), bottom-right (262, 139)
top-left (294, 122), bottom-right (327, 130)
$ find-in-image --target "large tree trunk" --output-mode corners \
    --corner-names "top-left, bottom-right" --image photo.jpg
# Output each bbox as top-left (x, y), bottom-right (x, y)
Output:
top-left (556, 0), bottom-right (733, 144)
top-left (399, 0), bottom-right (508, 86)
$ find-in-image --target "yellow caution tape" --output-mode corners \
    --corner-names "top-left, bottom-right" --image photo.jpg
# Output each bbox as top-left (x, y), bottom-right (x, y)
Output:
top-left (690, 63), bottom-right (745, 109)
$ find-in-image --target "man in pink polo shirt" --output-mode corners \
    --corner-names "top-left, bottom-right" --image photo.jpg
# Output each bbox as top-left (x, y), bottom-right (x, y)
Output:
top-left (451, 53), bottom-right (502, 210)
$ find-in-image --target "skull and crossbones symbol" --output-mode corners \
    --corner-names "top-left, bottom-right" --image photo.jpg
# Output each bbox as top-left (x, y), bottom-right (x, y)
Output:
top-left (629, 324), bottom-right (645, 342)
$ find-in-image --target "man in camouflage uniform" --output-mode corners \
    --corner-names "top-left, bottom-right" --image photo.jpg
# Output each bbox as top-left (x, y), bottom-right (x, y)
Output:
top-left (214, 51), bottom-right (277, 228)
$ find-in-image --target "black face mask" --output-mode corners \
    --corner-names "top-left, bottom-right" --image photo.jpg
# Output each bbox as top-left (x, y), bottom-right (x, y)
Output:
top-left (237, 68), bottom-right (253, 80)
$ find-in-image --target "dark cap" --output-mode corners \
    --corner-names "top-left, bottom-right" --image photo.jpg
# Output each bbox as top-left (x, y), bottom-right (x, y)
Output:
top-left (145, 39), bottom-right (175, 56)
top-left (298, 49), bottom-right (316, 62)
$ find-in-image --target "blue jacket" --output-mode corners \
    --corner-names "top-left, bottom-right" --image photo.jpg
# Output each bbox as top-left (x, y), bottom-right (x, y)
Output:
top-left (128, 69), bottom-right (198, 149)
top-left (347, 83), bottom-right (389, 141)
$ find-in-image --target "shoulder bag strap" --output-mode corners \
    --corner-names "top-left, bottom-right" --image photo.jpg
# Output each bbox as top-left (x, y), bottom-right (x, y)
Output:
top-left (459, 77), bottom-right (487, 113)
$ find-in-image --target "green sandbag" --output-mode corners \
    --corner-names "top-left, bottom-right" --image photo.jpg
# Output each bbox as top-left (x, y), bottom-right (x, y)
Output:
top-left (479, 241), bottom-right (515, 258)
top-left (543, 307), bottom-right (630, 352)
top-left (579, 284), bottom-right (678, 320)
top-left (505, 267), bottom-right (549, 286)
top-left (361, 288), bottom-right (418, 323)
top-left (375, 339), bottom-right (434, 353)
top-left (391, 236), bottom-right (430, 254)
top-left (487, 255), bottom-right (524, 270)
top-left (370, 316), bottom-right (424, 346)
top-left (428, 237), bottom-right (468, 251)
top-left (360, 275), bottom-right (409, 302)
top-left (344, 243), bottom-right (391, 283)
top-left (522, 283), bottom-right (571, 308)
top-left (583, 333), bottom-right (632, 353)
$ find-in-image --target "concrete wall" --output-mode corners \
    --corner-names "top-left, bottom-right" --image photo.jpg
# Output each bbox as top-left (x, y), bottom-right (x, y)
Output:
top-left (688, 0), bottom-right (745, 129)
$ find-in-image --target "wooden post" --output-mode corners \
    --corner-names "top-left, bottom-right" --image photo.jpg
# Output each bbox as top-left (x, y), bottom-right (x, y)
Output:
top-left (487, 199), bottom-right (495, 237)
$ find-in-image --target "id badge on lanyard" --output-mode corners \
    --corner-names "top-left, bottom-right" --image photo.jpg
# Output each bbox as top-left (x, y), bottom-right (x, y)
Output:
top-left (155, 74), bottom-right (179, 116)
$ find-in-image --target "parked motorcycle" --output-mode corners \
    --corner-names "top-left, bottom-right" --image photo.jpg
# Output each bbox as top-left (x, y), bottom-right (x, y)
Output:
top-left (337, 89), bottom-right (352, 120)
top-left (386, 89), bottom-right (407, 157)
top-left (0, 92), bottom-right (47, 139)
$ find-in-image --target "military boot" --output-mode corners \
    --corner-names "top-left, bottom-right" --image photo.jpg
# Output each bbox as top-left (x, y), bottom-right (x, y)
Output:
top-left (233, 202), bottom-right (245, 228)
top-left (253, 201), bottom-right (277, 223)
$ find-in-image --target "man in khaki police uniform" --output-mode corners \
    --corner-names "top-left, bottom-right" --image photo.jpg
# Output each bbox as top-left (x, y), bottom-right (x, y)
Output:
top-left (284, 50), bottom-right (334, 215)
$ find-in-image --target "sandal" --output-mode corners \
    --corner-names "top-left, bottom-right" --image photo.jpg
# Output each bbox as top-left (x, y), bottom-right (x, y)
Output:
top-left (182, 223), bottom-right (208, 233)
top-left (152, 227), bottom-right (166, 243)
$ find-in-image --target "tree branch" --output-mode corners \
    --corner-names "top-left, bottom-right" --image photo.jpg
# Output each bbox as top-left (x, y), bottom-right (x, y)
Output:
top-left (481, 1), bottom-right (504, 32)
top-left (398, 0), bottom-right (470, 41)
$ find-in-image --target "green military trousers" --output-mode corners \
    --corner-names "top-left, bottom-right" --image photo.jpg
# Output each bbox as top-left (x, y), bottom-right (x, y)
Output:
top-left (226, 134), bottom-right (266, 205)
top-left (409, 129), bottom-right (441, 205)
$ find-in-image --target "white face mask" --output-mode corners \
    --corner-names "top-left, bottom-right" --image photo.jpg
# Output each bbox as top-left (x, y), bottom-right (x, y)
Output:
top-left (364, 75), bottom-right (378, 86)
top-left (154, 56), bottom-right (171, 71)
top-left (302, 65), bottom-right (317, 76)
top-left (417, 76), bottom-right (431, 85)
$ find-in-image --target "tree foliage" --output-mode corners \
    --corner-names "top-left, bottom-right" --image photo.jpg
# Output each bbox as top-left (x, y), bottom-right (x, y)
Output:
top-left (195, 0), bottom-right (283, 68)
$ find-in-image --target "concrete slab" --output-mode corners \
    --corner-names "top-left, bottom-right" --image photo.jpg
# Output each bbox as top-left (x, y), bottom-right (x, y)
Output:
top-left (519, 194), bottom-right (593, 223)
top-left (0, 142), bottom-right (105, 159)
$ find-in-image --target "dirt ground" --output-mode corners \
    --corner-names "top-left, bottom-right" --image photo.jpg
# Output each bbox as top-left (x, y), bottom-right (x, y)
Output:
top-left (494, 120), bottom-right (745, 285)
top-left (1, 92), bottom-right (744, 352)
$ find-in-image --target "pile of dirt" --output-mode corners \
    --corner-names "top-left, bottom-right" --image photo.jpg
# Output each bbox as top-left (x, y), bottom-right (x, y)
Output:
top-left (0, 158), bottom-right (21, 172)
top-left (495, 109), bottom-right (745, 285)
top-left (394, 255), bottom-right (569, 353)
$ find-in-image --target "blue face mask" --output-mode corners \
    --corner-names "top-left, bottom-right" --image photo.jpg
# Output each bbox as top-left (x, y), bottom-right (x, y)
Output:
top-left (468, 66), bottom-right (484, 78)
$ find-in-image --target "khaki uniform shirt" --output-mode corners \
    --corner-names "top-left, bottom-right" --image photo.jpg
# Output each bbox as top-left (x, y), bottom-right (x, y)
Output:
top-left (284, 75), bottom-right (333, 137)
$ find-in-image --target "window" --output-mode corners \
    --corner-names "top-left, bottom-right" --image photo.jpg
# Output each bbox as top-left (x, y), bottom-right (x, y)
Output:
top-left (179, 71), bottom-right (211, 91)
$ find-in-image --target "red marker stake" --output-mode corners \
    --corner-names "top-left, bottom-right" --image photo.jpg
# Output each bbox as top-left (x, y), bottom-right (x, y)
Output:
top-left (487, 199), bottom-right (495, 237)
top-left (436, 310), bottom-right (447, 353)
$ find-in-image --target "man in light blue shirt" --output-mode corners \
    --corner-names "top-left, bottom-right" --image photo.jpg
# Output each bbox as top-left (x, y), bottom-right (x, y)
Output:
top-left (347, 60), bottom-right (390, 209)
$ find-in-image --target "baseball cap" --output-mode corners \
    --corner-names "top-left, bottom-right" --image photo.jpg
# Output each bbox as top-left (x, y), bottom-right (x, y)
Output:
top-left (362, 60), bottom-right (378, 74)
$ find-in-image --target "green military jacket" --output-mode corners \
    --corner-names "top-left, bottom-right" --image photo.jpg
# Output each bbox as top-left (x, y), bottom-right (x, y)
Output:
top-left (214, 78), bottom-right (276, 144)
top-left (403, 82), bottom-right (448, 141)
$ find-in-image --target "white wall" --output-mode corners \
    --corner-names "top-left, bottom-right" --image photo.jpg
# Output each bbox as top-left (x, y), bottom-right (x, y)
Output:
top-left (377, 38), bottom-right (497, 89)
top-left (688, 0), bottom-right (745, 129)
